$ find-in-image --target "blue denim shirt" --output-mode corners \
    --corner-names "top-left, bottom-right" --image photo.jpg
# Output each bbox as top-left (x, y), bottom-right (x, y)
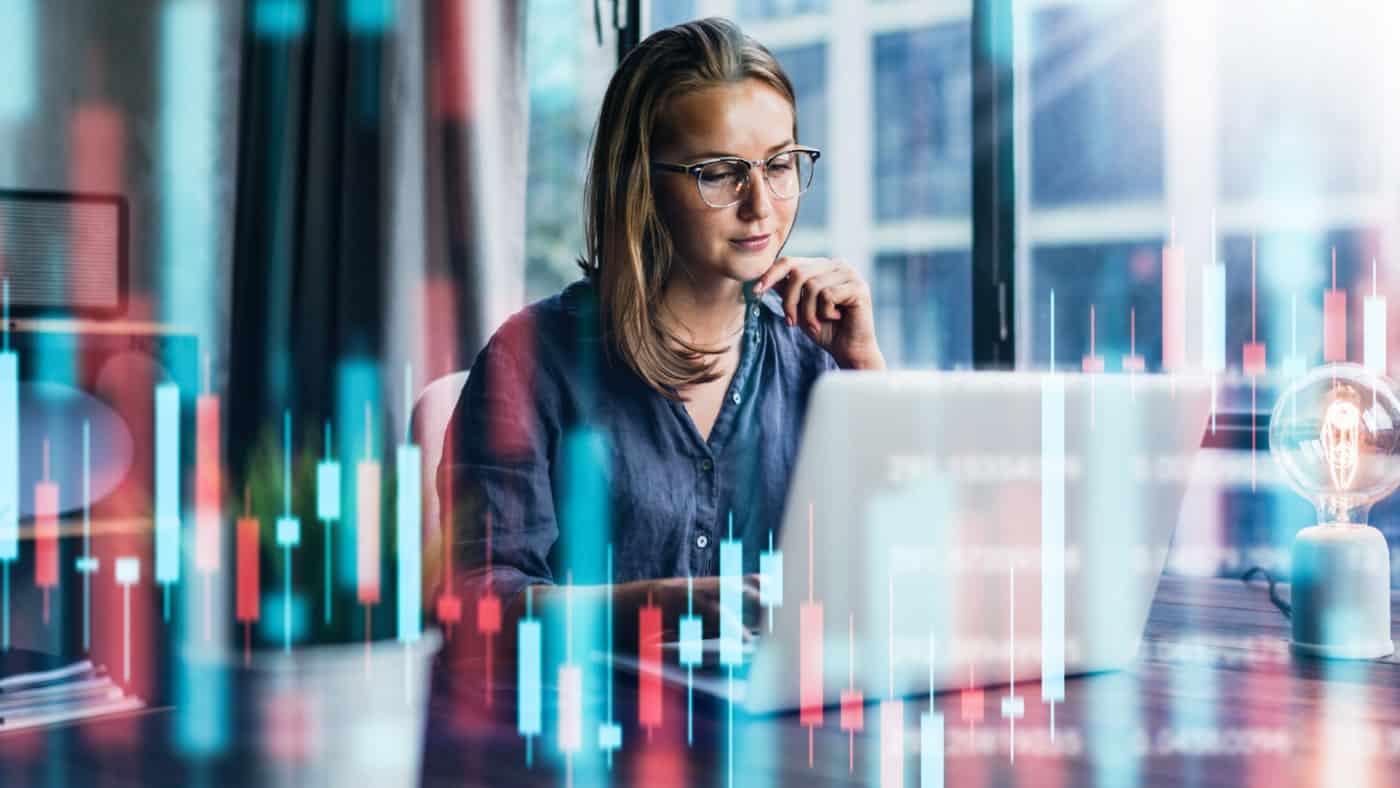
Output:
top-left (437, 278), bottom-right (836, 605)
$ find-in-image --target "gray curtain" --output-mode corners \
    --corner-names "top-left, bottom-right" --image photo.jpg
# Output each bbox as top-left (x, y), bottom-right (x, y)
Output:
top-left (392, 0), bottom-right (529, 435)
top-left (228, 0), bottom-right (528, 640)
top-left (229, 0), bottom-right (527, 464)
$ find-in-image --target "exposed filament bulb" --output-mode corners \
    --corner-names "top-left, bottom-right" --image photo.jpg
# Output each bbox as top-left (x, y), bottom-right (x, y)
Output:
top-left (1321, 395), bottom-right (1362, 492)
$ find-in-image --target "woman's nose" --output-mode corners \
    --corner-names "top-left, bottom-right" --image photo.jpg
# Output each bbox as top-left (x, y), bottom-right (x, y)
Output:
top-left (738, 168), bottom-right (774, 220)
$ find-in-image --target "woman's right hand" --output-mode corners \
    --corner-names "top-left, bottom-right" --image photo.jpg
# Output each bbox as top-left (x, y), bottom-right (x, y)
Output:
top-left (613, 574), bottom-right (763, 648)
top-left (510, 575), bottom-right (763, 655)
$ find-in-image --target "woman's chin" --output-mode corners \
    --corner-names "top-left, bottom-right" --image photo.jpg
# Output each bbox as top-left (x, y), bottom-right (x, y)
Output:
top-left (674, 250), bottom-right (777, 288)
top-left (724, 253), bottom-right (776, 282)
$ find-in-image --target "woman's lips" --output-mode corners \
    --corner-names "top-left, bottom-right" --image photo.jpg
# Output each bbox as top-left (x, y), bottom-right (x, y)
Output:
top-left (731, 234), bottom-right (771, 252)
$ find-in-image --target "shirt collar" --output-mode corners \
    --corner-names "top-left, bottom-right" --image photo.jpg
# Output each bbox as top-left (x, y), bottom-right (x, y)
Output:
top-left (745, 283), bottom-right (787, 319)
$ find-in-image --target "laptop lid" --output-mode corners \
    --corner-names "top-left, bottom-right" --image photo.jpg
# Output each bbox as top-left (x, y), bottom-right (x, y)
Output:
top-left (742, 371), bottom-right (1211, 713)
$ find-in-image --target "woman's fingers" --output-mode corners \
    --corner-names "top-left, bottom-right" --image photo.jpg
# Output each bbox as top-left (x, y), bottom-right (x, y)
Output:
top-left (800, 271), bottom-right (848, 334)
top-left (780, 264), bottom-right (814, 327)
top-left (716, 600), bottom-right (751, 641)
top-left (783, 262), bottom-right (839, 326)
top-left (686, 575), bottom-right (765, 639)
top-left (743, 572), bottom-right (762, 596)
top-left (761, 258), bottom-right (852, 328)
top-left (821, 280), bottom-right (866, 321)
top-left (752, 256), bottom-right (797, 295)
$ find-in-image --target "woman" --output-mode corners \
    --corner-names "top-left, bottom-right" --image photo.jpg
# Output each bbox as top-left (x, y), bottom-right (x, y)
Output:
top-left (439, 17), bottom-right (883, 649)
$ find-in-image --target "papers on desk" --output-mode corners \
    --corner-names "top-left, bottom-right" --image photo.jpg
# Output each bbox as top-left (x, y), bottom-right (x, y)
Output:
top-left (0, 659), bottom-right (145, 733)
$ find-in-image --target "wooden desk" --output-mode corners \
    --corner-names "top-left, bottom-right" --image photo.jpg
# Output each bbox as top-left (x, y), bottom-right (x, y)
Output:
top-left (421, 575), bottom-right (1400, 786)
top-left (5, 575), bottom-right (1400, 786)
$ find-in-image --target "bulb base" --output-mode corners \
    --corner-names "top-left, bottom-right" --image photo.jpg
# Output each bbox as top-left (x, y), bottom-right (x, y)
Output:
top-left (1290, 523), bottom-right (1394, 660)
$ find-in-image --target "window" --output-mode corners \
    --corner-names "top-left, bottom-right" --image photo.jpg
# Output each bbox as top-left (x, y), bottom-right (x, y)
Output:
top-left (774, 43), bottom-right (828, 233)
top-left (1219, 228), bottom-right (1381, 371)
top-left (524, 0), bottom-right (618, 300)
top-left (1014, 0), bottom-right (1400, 580)
top-left (738, 0), bottom-right (827, 19)
top-left (1017, 0), bottom-right (1396, 377)
top-left (875, 251), bottom-right (971, 368)
top-left (870, 16), bottom-right (973, 367)
top-left (1209, 1), bottom-right (1391, 398)
top-left (872, 22), bottom-right (971, 221)
top-left (1216, 2), bottom-right (1384, 201)
top-left (1027, 240), bottom-right (1162, 370)
top-left (650, 0), bottom-right (697, 29)
top-left (645, 1), bottom-right (974, 368)
top-left (1028, 3), bottom-right (1162, 208)
top-left (1017, 1), bottom-right (1166, 373)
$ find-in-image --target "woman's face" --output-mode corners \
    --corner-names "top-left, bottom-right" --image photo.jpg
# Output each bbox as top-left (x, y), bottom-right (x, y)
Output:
top-left (652, 78), bottom-right (800, 288)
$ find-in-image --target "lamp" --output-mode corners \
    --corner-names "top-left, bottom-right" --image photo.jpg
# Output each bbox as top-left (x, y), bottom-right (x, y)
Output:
top-left (1269, 363), bottom-right (1400, 659)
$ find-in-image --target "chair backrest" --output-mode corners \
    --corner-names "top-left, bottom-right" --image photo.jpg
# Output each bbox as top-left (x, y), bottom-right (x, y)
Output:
top-left (411, 369), bottom-right (470, 575)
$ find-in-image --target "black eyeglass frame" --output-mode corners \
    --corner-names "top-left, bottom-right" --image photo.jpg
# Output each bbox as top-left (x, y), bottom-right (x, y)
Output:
top-left (650, 146), bottom-right (822, 208)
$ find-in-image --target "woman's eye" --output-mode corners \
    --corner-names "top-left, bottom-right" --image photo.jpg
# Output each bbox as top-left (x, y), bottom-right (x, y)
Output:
top-left (700, 166), bottom-right (743, 184)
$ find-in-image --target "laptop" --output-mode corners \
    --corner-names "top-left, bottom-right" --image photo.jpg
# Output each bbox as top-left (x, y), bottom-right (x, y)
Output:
top-left (617, 370), bottom-right (1212, 714)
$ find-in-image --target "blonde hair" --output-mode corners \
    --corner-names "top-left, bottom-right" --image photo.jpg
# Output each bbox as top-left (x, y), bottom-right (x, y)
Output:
top-left (577, 17), bottom-right (800, 399)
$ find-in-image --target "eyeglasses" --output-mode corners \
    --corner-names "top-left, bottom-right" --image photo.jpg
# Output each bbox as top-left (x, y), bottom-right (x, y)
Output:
top-left (651, 147), bottom-right (821, 209)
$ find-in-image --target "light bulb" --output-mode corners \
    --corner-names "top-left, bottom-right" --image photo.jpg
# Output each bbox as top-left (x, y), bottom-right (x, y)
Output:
top-left (1271, 363), bottom-right (1400, 526)
top-left (1320, 396), bottom-right (1361, 491)
top-left (1269, 363), bottom-right (1400, 659)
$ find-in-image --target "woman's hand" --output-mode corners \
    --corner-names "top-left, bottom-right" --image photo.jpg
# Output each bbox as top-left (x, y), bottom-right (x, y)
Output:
top-left (752, 256), bottom-right (885, 370)
top-left (595, 575), bottom-right (762, 652)
top-left (507, 575), bottom-right (762, 655)
top-left (620, 575), bottom-right (763, 644)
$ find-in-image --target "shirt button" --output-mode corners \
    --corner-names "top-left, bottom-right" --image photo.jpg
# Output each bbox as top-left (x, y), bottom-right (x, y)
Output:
top-left (731, 392), bottom-right (742, 405)
top-left (700, 458), bottom-right (713, 472)
top-left (751, 305), bottom-right (760, 317)
top-left (696, 534), bottom-right (709, 549)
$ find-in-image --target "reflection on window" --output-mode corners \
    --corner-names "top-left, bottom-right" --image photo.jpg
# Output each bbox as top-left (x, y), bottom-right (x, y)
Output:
top-left (773, 43), bottom-right (827, 232)
top-left (1029, 3), bottom-right (1163, 207)
top-left (1028, 240), bottom-right (1163, 370)
top-left (874, 251), bottom-right (971, 369)
top-left (873, 22), bottom-right (971, 220)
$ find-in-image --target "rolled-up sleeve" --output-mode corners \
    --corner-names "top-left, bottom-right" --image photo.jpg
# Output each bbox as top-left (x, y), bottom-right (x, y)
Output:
top-left (437, 313), bottom-right (559, 614)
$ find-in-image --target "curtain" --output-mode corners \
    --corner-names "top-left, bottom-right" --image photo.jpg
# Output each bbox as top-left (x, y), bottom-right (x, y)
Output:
top-left (227, 0), bottom-right (528, 640)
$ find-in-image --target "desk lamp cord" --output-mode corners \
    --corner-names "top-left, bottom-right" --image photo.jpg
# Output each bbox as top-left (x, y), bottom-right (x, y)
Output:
top-left (1241, 567), bottom-right (1291, 619)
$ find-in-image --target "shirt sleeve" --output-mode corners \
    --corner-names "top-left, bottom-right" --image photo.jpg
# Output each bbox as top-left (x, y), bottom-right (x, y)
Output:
top-left (436, 315), bottom-right (560, 615)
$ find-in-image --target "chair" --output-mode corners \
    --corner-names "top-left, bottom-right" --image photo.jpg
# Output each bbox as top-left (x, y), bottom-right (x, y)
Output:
top-left (410, 370), bottom-right (469, 597)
